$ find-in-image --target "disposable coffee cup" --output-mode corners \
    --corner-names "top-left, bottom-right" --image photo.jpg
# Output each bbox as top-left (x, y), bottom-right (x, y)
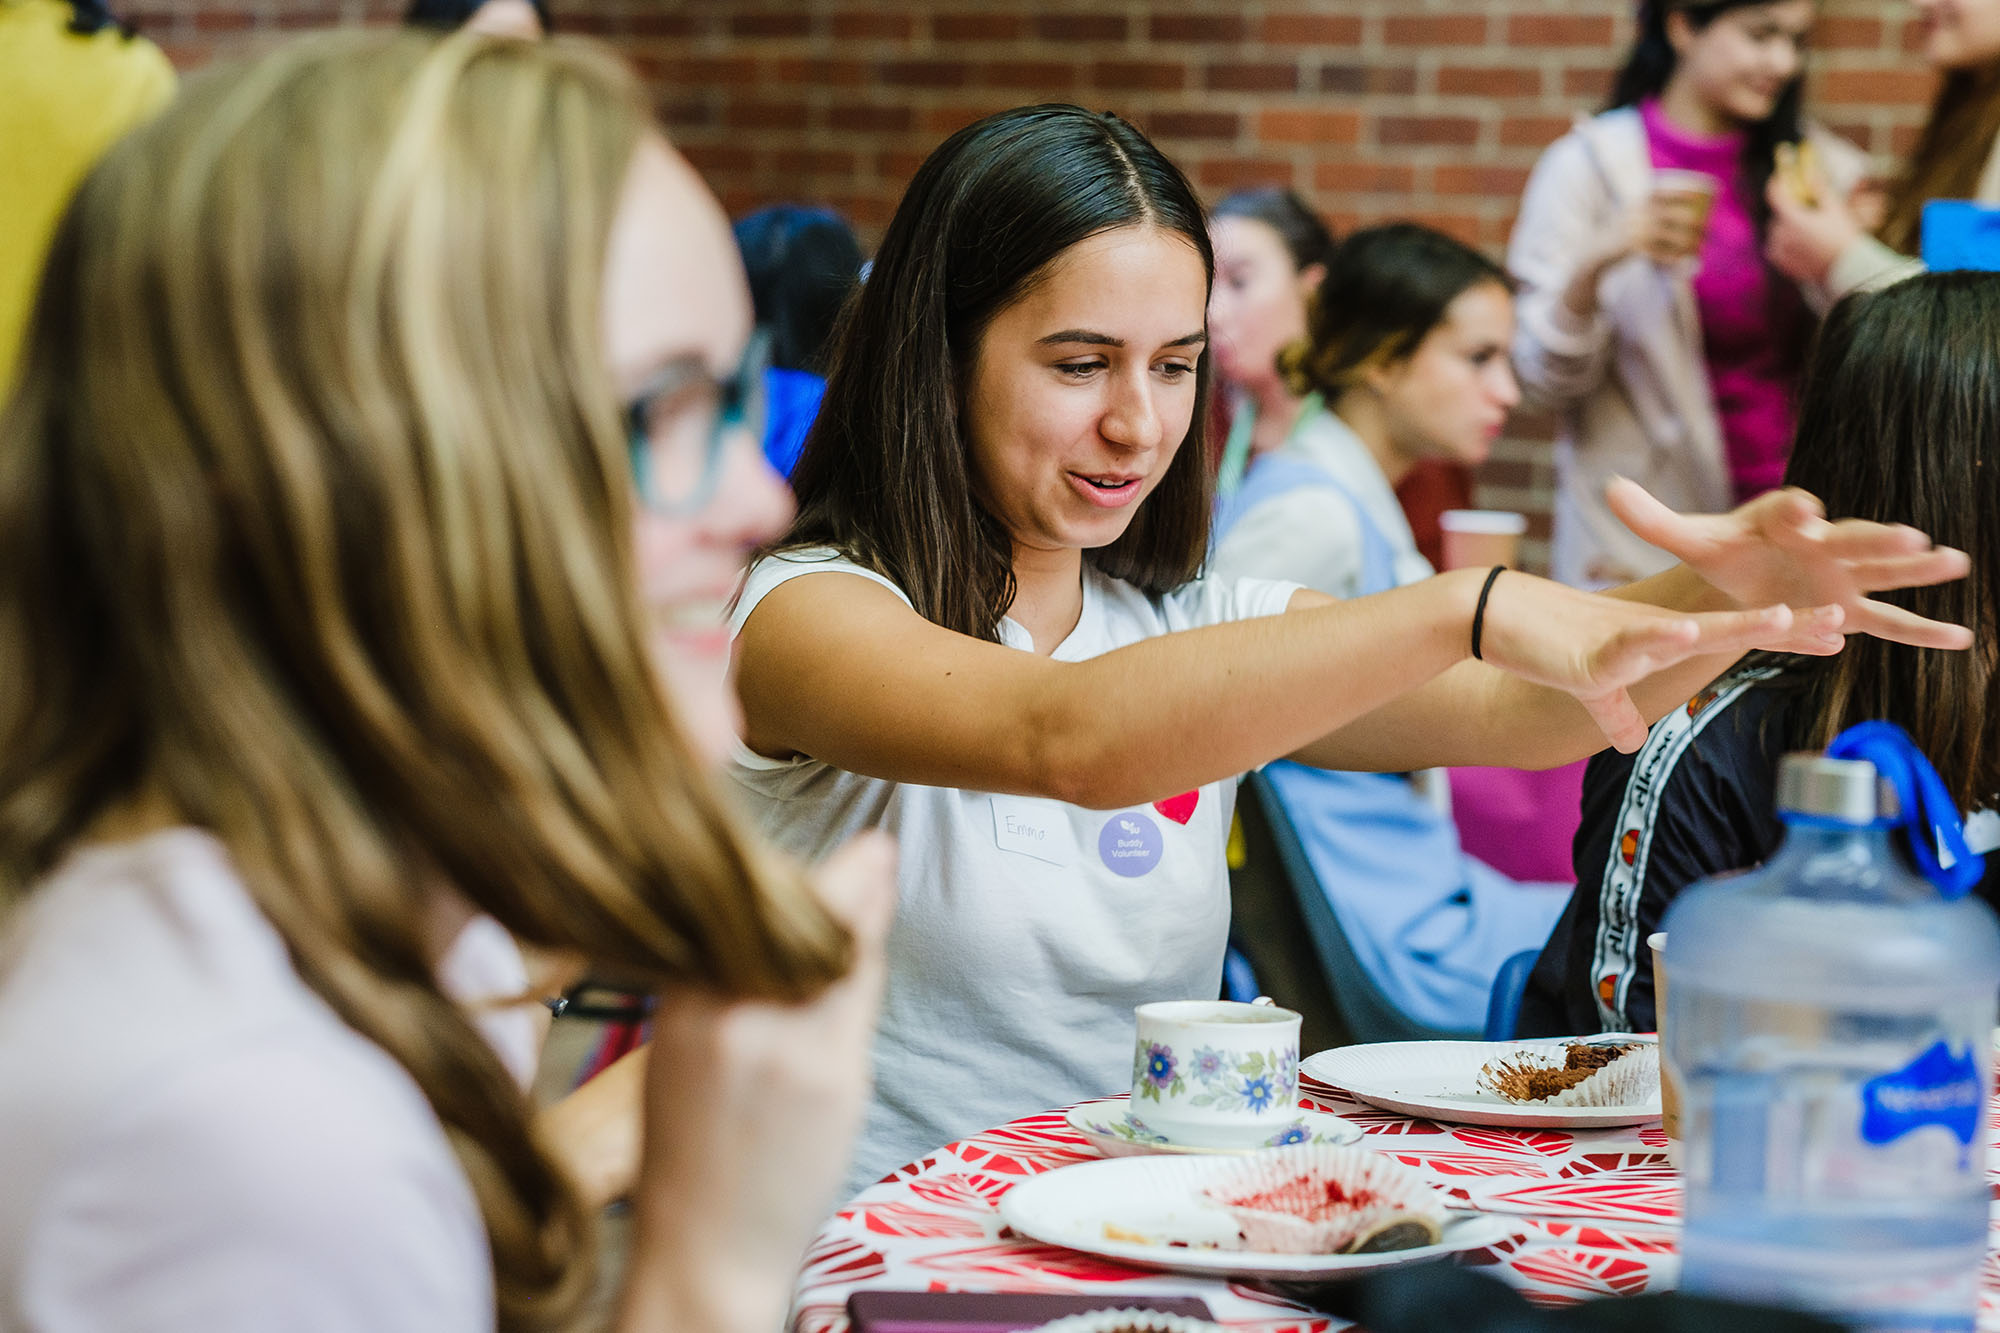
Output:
top-left (1129, 999), bottom-right (1302, 1148)
top-left (1651, 168), bottom-right (1719, 249)
top-left (1649, 930), bottom-right (1679, 1158)
top-left (1438, 509), bottom-right (1528, 572)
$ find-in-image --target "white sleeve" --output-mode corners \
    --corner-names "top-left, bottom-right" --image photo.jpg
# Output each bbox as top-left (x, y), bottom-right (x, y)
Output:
top-left (1163, 572), bottom-right (1303, 631)
top-left (1506, 133), bottom-right (1623, 409)
top-left (1826, 234), bottom-right (1924, 301)
top-left (730, 548), bottom-right (912, 639)
top-left (728, 550), bottom-right (914, 775)
top-left (21, 1036), bottom-right (493, 1333)
top-left (1209, 487), bottom-right (1366, 600)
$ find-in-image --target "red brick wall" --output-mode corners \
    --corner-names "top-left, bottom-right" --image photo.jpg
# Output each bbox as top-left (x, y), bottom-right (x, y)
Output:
top-left (138, 0), bottom-right (1937, 571)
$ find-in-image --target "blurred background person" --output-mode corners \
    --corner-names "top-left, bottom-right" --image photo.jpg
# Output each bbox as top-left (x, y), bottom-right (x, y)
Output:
top-left (1766, 0), bottom-right (2000, 293)
top-left (1206, 187), bottom-right (1470, 570)
top-left (1509, 0), bottom-right (1867, 588)
top-left (0, 0), bottom-right (173, 396)
top-left (1211, 223), bottom-right (1571, 1035)
top-left (733, 204), bottom-right (865, 477)
top-left (0, 31), bottom-right (888, 1333)
top-left (1207, 188), bottom-right (1337, 504)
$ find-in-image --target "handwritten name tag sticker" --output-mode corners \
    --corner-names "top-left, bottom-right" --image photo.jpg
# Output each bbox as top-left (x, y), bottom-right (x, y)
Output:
top-left (990, 796), bottom-right (1077, 867)
top-left (1098, 811), bottom-right (1164, 878)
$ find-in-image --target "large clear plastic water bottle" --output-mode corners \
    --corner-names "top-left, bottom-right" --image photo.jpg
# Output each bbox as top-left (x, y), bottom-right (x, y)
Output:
top-left (1665, 747), bottom-right (2000, 1332)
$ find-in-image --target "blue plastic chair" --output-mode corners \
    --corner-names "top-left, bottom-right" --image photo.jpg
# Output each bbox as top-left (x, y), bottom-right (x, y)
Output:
top-left (1239, 771), bottom-right (1480, 1045)
top-left (1221, 946), bottom-right (1261, 1004)
top-left (1483, 948), bottom-right (1540, 1041)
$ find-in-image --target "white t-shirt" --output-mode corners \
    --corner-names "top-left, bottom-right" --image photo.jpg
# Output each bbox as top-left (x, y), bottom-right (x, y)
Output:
top-left (0, 829), bottom-right (500, 1331)
top-left (1208, 408), bottom-right (1434, 598)
top-left (727, 550), bottom-right (1300, 1197)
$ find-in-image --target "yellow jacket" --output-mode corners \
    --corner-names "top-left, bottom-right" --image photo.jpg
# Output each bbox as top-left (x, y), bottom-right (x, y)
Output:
top-left (0, 0), bottom-right (175, 393)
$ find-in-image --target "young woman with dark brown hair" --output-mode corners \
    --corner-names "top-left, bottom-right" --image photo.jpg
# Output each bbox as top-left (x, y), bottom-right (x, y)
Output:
top-left (1208, 222), bottom-right (1574, 1036)
top-left (727, 102), bottom-right (1973, 1195)
top-left (1523, 272), bottom-right (2000, 1038)
top-left (1205, 189), bottom-right (1473, 574)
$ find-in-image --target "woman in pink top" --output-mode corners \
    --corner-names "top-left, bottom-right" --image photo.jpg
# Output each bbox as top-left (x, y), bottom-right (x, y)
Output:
top-left (1509, 0), bottom-right (1870, 587)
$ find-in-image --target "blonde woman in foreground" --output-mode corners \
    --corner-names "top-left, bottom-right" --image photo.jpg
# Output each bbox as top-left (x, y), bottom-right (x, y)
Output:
top-left (0, 31), bottom-right (888, 1333)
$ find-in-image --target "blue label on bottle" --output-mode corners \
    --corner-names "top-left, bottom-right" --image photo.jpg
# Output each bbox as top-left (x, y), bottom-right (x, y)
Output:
top-left (1859, 1041), bottom-right (1982, 1148)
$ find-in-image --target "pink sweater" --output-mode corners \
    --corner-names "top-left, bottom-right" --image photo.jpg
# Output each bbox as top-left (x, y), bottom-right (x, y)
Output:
top-left (1642, 99), bottom-right (1806, 503)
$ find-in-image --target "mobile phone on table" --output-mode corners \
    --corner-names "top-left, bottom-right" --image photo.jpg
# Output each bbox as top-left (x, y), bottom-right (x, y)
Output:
top-left (846, 1290), bottom-right (1215, 1333)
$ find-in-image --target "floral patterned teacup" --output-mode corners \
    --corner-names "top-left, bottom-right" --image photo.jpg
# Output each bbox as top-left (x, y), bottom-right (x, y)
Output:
top-left (1130, 999), bottom-right (1303, 1148)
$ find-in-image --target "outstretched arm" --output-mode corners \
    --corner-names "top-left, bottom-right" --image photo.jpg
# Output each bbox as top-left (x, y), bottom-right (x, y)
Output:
top-left (739, 485), bottom-right (1967, 808)
top-left (1294, 482), bottom-right (1972, 772)
top-left (736, 558), bottom-right (1804, 811)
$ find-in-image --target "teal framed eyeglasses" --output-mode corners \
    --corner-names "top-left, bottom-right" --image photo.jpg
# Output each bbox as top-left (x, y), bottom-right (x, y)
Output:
top-left (625, 329), bottom-right (770, 515)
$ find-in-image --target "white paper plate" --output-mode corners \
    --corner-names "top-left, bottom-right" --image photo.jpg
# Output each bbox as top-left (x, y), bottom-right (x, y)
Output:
top-left (998, 1151), bottom-right (1519, 1280)
top-left (1064, 1100), bottom-right (1363, 1158)
top-left (1302, 1037), bottom-right (1662, 1129)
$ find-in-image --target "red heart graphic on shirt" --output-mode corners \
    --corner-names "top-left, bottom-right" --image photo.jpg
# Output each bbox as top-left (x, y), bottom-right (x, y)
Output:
top-left (1154, 790), bottom-right (1199, 825)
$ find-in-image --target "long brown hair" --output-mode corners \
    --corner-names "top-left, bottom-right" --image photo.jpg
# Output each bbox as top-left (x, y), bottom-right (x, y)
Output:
top-left (0, 30), bottom-right (848, 1330)
top-left (781, 104), bottom-right (1216, 641)
top-left (1881, 65), bottom-right (2000, 255)
top-left (1767, 272), bottom-right (2000, 810)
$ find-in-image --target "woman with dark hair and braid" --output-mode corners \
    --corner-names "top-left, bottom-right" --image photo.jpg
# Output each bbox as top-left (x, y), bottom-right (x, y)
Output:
top-left (1207, 188), bottom-right (1472, 567)
top-left (1210, 223), bottom-right (1575, 1036)
top-left (1509, 1), bottom-right (1869, 589)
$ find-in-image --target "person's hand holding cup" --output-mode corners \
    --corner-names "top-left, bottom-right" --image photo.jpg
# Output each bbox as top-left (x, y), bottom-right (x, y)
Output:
top-left (1635, 169), bottom-right (1718, 268)
top-left (1563, 170), bottom-right (1718, 322)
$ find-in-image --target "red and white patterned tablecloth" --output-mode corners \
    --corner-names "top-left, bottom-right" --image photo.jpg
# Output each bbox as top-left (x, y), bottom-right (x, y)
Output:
top-left (790, 1075), bottom-right (2000, 1333)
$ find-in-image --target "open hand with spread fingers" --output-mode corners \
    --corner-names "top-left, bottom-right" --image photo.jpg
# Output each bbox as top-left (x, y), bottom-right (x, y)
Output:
top-left (1467, 568), bottom-right (1840, 754)
top-left (1607, 478), bottom-right (1974, 652)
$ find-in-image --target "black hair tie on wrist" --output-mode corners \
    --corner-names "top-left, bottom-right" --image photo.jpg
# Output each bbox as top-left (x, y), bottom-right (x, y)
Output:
top-left (1470, 565), bottom-right (1506, 662)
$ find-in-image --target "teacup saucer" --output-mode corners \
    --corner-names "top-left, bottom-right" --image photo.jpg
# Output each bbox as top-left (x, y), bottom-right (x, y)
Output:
top-left (1064, 1099), bottom-right (1362, 1159)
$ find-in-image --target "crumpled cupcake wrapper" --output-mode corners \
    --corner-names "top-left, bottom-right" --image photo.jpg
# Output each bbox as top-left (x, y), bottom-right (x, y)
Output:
top-left (1197, 1144), bottom-right (1444, 1255)
top-left (1475, 1042), bottom-right (1659, 1108)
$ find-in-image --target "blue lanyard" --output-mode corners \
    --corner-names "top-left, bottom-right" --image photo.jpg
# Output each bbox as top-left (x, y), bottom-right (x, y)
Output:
top-left (1826, 721), bottom-right (1985, 900)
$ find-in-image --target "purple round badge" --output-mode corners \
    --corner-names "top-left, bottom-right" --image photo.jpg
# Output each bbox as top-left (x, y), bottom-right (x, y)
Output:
top-left (1098, 811), bottom-right (1163, 878)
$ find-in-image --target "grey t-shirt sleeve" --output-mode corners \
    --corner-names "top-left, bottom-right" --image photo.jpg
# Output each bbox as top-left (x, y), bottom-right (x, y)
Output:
top-left (20, 1035), bottom-right (493, 1332)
